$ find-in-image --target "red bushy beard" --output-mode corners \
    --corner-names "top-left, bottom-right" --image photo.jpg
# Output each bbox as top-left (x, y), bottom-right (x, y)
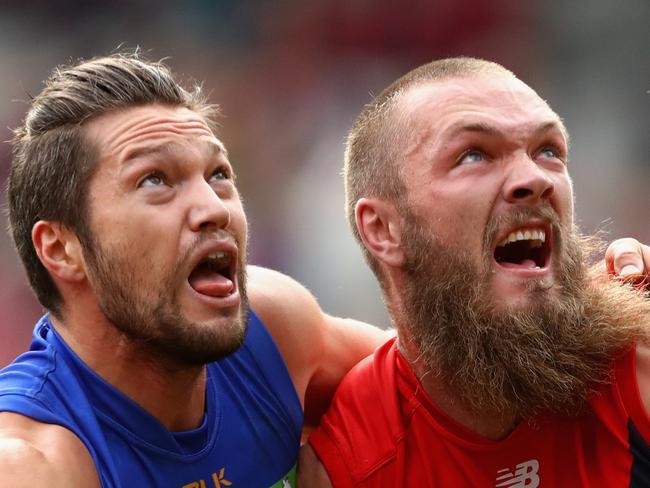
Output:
top-left (398, 204), bottom-right (649, 419)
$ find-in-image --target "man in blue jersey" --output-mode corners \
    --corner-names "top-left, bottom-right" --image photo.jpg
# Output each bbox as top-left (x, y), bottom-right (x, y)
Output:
top-left (0, 52), bottom-right (387, 487)
top-left (0, 52), bottom-right (647, 487)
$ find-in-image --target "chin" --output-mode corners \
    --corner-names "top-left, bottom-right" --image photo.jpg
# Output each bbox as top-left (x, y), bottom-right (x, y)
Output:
top-left (492, 283), bottom-right (557, 312)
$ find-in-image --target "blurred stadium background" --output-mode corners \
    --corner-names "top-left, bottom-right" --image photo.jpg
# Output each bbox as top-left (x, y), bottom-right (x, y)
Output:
top-left (1, 0), bottom-right (648, 366)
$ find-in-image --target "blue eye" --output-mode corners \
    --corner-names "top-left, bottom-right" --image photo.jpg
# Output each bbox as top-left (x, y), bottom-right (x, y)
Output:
top-left (459, 150), bottom-right (485, 164)
top-left (537, 146), bottom-right (567, 164)
top-left (139, 172), bottom-right (166, 187)
top-left (211, 169), bottom-right (226, 180)
top-left (539, 147), bottom-right (558, 158)
top-left (209, 167), bottom-right (232, 182)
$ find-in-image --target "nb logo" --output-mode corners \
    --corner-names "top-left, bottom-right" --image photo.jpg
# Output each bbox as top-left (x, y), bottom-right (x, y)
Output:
top-left (495, 459), bottom-right (540, 488)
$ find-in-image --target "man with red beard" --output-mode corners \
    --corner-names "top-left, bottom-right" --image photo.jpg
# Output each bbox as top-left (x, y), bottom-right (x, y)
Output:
top-left (299, 58), bottom-right (650, 487)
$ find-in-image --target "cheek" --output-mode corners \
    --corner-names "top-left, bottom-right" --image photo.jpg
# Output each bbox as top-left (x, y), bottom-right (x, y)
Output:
top-left (436, 201), bottom-right (493, 266)
top-left (96, 210), bottom-right (178, 268)
top-left (554, 177), bottom-right (575, 221)
top-left (230, 203), bottom-right (248, 241)
top-left (438, 192), bottom-right (492, 238)
top-left (405, 197), bottom-right (490, 270)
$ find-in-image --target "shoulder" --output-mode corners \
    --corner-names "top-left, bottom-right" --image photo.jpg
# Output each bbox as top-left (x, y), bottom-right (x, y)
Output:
top-left (317, 338), bottom-right (398, 431)
top-left (247, 265), bottom-right (326, 390)
top-left (308, 339), bottom-right (400, 481)
top-left (0, 412), bottom-right (100, 487)
top-left (247, 265), bottom-right (325, 342)
top-left (247, 265), bottom-right (392, 426)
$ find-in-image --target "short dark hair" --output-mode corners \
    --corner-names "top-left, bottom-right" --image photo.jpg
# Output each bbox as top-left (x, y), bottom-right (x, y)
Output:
top-left (344, 57), bottom-right (513, 285)
top-left (8, 51), bottom-right (217, 317)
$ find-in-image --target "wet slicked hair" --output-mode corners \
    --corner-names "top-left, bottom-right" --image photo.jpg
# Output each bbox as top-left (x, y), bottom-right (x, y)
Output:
top-left (8, 51), bottom-right (218, 317)
top-left (344, 57), bottom-right (514, 285)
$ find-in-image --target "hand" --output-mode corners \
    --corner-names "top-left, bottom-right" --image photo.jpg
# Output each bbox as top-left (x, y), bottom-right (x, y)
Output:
top-left (605, 238), bottom-right (650, 289)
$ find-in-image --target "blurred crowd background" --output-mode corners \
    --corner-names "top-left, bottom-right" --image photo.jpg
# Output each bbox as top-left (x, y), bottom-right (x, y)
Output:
top-left (1, 0), bottom-right (648, 366)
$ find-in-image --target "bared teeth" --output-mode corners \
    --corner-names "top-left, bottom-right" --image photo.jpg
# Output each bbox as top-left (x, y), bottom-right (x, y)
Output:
top-left (497, 228), bottom-right (546, 247)
top-left (206, 251), bottom-right (231, 265)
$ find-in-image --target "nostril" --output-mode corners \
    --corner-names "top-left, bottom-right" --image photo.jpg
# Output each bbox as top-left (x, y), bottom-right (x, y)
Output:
top-left (513, 188), bottom-right (534, 199)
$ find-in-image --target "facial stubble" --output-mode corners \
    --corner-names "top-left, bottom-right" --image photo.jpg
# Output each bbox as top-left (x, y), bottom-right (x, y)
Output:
top-left (83, 233), bottom-right (249, 368)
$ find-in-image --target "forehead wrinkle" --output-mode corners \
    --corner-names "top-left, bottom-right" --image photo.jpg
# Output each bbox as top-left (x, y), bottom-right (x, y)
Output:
top-left (107, 119), bottom-right (214, 157)
top-left (440, 121), bottom-right (502, 142)
top-left (120, 138), bottom-right (226, 169)
top-left (400, 76), bottom-right (569, 179)
top-left (439, 118), bottom-right (567, 146)
top-left (86, 105), bottom-right (214, 157)
top-left (401, 90), bottom-right (497, 164)
top-left (534, 120), bottom-right (570, 148)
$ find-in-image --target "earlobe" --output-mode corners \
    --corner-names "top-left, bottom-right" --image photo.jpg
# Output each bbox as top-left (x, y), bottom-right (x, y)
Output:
top-left (32, 221), bottom-right (86, 283)
top-left (355, 198), bottom-right (405, 268)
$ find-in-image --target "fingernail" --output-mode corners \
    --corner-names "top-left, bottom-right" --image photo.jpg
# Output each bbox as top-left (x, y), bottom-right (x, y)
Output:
top-left (620, 265), bottom-right (641, 277)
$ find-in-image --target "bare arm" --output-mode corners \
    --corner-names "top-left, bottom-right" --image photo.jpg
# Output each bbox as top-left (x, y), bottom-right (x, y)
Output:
top-left (0, 412), bottom-right (100, 487)
top-left (297, 443), bottom-right (333, 488)
top-left (247, 265), bottom-right (392, 430)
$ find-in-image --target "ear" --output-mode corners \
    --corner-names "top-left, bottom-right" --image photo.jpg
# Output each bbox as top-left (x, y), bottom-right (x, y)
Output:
top-left (355, 197), bottom-right (405, 268)
top-left (32, 221), bottom-right (86, 283)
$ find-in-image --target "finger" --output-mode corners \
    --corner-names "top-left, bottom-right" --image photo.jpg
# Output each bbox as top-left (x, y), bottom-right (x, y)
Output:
top-left (636, 244), bottom-right (650, 292)
top-left (605, 238), bottom-right (643, 276)
top-left (640, 244), bottom-right (650, 275)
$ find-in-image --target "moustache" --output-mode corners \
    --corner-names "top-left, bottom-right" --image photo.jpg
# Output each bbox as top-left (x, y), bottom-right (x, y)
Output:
top-left (483, 204), bottom-right (562, 256)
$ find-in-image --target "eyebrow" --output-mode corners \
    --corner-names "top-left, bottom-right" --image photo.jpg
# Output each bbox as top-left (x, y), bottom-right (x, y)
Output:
top-left (122, 140), bottom-right (227, 166)
top-left (443, 120), bottom-right (570, 146)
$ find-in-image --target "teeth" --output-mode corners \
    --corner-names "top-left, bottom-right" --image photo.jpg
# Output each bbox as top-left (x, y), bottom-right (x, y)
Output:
top-left (498, 229), bottom-right (546, 247)
top-left (208, 251), bottom-right (227, 260)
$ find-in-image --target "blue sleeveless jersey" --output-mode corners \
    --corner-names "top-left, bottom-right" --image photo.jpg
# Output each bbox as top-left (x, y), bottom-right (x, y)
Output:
top-left (0, 310), bottom-right (303, 487)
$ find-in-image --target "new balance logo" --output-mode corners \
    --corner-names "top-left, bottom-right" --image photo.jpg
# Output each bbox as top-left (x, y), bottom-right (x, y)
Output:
top-left (495, 459), bottom-right (540, 487)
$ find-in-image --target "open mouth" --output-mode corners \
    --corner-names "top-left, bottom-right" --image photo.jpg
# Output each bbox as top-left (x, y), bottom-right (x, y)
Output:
top-left (494, 227), bottom-right (551, 269)
top-left (188, 251), bottom-right (237, 298)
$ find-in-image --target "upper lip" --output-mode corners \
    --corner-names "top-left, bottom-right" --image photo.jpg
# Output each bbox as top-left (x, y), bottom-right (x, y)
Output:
top-left (492, 218), bottom-right (552, 252)
top-left (491, 218), bottom-right (554, 269)
top-left (187, 238), bottom-right (239, 281)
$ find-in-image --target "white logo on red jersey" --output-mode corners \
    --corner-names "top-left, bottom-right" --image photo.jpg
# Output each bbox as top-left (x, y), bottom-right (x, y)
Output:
top-left (495, 459), bottom-right (540, 487)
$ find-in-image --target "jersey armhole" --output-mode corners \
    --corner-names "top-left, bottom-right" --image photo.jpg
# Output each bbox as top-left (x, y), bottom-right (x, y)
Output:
top-left (616, 345), bottom-right (650, 441)
top-left (244, 308), bottom-right (304, 431)
top-left (309, 427), bottom-right (357, 488)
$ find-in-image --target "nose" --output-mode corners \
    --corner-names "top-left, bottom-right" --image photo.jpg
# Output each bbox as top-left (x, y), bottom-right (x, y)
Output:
top-left (187, 180), bottom-right (231, 232)
top-left (502, 156), bottom-right (554, 204)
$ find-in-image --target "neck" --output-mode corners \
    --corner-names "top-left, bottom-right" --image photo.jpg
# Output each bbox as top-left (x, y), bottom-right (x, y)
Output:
top-left (397, 331), bottom-right (518, 441)
top-left (50, 311), bottom-right (207, 432)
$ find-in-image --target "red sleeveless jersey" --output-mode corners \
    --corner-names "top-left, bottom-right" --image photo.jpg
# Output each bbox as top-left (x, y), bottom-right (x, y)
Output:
top-left (309, 338), bottom-right (650, 487)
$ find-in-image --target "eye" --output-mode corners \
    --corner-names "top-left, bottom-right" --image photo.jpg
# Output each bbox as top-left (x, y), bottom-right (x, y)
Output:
top-left (209, 167), bottom-right (232, 182)
top-left (138, 171), bottom-right (166, 188)
top-left (458, 149), bottom-right (486, 165)
top-left (539, 147), bottom-right (558, 158)
top-left (537, 145), bottom-right (567, 164)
